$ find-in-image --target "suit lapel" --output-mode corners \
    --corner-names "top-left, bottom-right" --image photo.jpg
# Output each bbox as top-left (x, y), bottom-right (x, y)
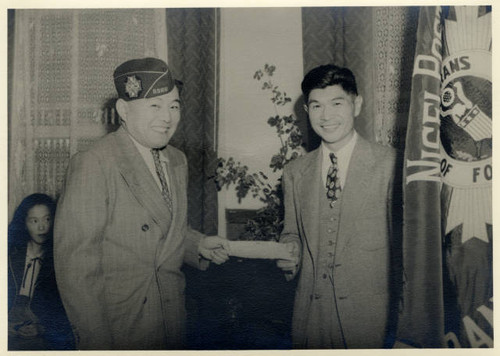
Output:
top-left (162, 146), bottom-right (185, 239)
top-left (296, 149), bottom-right (322, 268)
top-left (336, 136), bottom-right (376, 257)
top-left (112, 128), bottom-right (172, 236)
top-left (154, 145), bottom-right (187, 266)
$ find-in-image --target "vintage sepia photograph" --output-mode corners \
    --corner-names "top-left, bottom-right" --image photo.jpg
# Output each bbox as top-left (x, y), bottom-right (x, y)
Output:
top-left (5, 1), bottom-right (493, 352)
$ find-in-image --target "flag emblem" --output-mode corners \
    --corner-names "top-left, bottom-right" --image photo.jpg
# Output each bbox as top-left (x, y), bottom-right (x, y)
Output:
top-left (440, 7), bottom-right (491, 244)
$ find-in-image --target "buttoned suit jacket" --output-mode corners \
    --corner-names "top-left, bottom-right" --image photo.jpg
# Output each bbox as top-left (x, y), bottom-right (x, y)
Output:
top-left (280, 135), bottom-right (401, 348)
top-left (54, 126), bottom-right (205, 350)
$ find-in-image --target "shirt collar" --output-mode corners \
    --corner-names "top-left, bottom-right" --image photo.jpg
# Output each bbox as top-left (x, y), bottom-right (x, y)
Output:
top-left (321, 130), bottom-right (358, 163)
top-left (320, 131), bottom-right (358, 187)
top-left (26, 240), bottom-right (45, 260)
top-left (128, 133), bottom-right (169, 163)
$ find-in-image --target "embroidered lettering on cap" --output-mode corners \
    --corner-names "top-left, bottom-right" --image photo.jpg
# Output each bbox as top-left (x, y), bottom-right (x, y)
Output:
top-left (152, 87), bottom-right (169, 95)
top-left (125, 75), bottom-right (142, 98)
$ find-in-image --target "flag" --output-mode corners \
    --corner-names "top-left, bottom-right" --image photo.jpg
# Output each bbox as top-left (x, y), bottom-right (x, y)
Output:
top-left (397, 6), bottom-right (445, 348)
top-left (440, 6), bottom-right (492, 348)
top-left (397, 6), bottom-right (492, 348)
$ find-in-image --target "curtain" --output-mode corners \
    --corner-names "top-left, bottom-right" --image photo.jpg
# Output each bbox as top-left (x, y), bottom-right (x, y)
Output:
top-left (166, 9), bottom-right (220, 235)
top-left (165, 9), bottom-right (220, 348)
top-left (302, 7), bottom-right (419, 149)
top-left (8, 9), bottom-right (168, 221)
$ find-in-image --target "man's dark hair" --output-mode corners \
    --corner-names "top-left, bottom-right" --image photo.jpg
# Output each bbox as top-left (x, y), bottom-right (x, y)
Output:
top-left (301, 64), bottom-right (358, 103)
top-left (174, 79), bottom-right (184, 95)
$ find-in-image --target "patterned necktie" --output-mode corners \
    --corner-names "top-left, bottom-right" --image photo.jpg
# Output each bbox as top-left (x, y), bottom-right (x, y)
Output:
top-left (326, 152), bottom-right (342, 208)
top-left (151, 149), bottom-right (173, 213)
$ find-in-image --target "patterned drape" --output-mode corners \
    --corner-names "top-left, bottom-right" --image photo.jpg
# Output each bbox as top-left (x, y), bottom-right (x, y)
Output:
top-left (8, 9), bottom-right (168, 220)
top-left (302, 7), bottom-right (419, 149)
top-left (166, 9), bottom-right (219, 235)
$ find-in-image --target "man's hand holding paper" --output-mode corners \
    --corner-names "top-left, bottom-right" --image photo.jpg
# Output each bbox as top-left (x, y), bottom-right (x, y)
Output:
top-left (198, 237), bottom-right (302, 280)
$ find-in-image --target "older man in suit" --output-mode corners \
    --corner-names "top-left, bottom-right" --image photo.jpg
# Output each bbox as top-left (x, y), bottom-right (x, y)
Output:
top-left (54, 58), bottom-right (229, 350)
top-left (277, 64), bottom-right (402, 349)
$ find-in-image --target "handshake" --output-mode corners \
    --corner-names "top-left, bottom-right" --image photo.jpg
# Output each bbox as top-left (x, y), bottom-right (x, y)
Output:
top-left (198, 236), bottom-right (301, 280)
top-left (198, 235), bottom-right (231, 265)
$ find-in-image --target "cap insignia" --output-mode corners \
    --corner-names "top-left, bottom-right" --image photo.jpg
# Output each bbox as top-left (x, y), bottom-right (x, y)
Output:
top-left (125, 75), bottom-right (142, 98)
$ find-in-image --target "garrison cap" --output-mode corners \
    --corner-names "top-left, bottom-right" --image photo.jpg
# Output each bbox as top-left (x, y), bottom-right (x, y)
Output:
top-left (113, 57), bottom-right (175, 101)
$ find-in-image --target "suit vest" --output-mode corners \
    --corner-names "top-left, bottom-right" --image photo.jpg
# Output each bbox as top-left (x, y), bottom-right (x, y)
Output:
top-left (304, 181), bottom-right (347, 348)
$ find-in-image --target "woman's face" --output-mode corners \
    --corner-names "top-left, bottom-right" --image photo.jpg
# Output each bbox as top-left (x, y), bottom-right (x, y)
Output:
top-left (25, 204), bottom-right (52, 244)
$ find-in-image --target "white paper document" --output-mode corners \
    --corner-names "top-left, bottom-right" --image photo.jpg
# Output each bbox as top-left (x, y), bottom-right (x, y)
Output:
top-left (227, 240), bottom-right (293, 260)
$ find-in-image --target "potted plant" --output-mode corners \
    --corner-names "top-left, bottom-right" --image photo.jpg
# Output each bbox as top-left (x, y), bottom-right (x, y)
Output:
top-left (198, 64), bottom-right (304, 349)
top-left (215, 63), bottom-right (305, 241)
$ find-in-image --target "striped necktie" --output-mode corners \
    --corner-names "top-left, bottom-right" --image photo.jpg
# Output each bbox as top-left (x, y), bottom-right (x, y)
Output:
top-left (151, 149), bottom-right (173, 213)
top-left (326, 152), bottom-right (342, 208)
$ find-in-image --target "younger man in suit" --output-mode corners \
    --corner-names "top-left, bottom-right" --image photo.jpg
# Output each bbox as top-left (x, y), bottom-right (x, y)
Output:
top-left (277, 64), bottom-right (401, 348)
top-left (54, 58), bottom-right (229, 350)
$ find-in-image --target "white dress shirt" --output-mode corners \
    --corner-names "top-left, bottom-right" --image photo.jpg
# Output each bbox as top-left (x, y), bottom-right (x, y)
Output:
top-left (129, 135), bottom-right (171, 190)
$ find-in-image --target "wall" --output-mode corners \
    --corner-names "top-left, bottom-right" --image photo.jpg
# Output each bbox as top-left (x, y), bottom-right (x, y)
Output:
top-left (217, 8), bottom-right (304, 237)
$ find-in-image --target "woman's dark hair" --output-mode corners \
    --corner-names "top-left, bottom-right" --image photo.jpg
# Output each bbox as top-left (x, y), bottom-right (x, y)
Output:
top-left (8, 193), bottom-right (56, 249)
top-left (301, 64), bottom-right (358, 103)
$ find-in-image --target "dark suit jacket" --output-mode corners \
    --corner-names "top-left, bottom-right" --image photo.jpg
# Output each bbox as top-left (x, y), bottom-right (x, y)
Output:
top-left (54, 127), bottom-right (206, 350)
top-left (280, 135), bottom-right (401, 348)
